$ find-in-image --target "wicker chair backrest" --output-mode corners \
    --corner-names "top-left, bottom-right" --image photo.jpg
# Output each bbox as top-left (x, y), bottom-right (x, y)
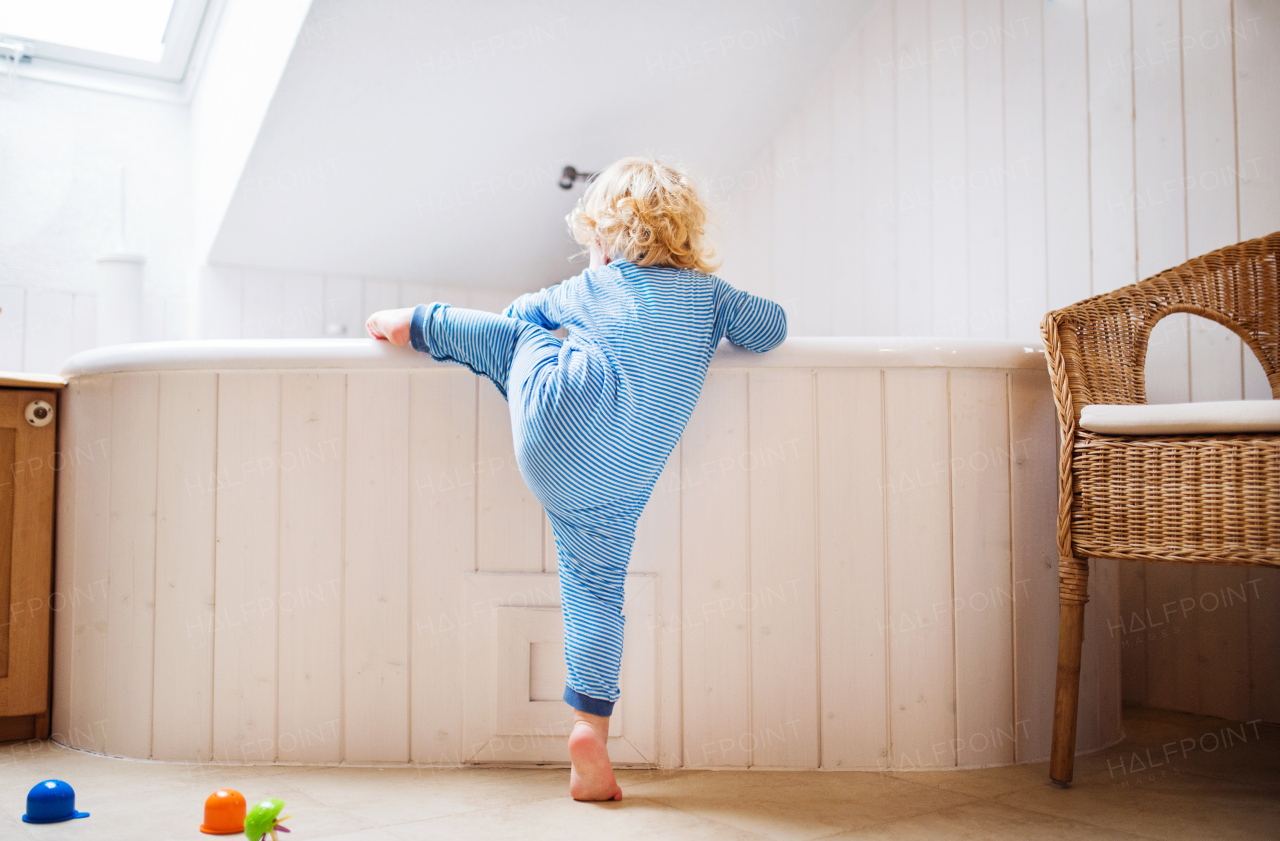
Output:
top-left (1043, 232), bottom-right (1280, 421)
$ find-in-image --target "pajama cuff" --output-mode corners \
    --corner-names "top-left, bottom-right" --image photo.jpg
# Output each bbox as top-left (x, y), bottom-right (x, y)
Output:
top-left (563, 686), bottom-right (614, 717)
top-left (409, 303), bottom-right (430, 353)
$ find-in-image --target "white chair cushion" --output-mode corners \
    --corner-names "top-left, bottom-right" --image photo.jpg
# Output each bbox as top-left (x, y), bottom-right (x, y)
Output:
top-left (1079, 400), bottom-right (1280, 435)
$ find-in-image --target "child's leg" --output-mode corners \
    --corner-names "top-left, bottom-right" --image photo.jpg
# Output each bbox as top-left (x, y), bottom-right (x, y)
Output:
top-left (547, 511), bottom-right (635, 801)
top-left (409, 302), bottom-right (559, 398)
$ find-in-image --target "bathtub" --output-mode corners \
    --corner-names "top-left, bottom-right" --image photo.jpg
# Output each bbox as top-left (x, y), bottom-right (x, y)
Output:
top-left (52, 337), bottom-right (1121, 769)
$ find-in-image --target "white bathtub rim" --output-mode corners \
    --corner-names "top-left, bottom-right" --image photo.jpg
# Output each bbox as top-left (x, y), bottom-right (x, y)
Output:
top-left (61, 337), bottom-right (1048, 377)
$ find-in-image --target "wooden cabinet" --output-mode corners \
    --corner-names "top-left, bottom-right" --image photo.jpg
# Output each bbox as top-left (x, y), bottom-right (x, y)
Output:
top-left (0, 373), bottom-right (62, 742)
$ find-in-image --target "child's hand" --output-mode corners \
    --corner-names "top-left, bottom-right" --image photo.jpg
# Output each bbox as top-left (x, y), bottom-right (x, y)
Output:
top-left (365, 307), bottom-right (416, 346)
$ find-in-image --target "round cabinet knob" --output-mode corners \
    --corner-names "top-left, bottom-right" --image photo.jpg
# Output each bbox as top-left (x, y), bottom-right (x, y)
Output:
top-left (25, 400), bottom-right (54, 427)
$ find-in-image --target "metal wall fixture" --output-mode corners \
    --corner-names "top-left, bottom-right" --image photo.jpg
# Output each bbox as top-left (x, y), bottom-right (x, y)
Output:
top-left (558, 165), bottom-right (596, 189)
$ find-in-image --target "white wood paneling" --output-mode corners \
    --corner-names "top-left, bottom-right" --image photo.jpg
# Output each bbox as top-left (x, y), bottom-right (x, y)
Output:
top-left (862, 2), bottom-right (897, 334)
top-left (344, 371), bottom-right (411, 763)
top-left (1043, 0), bottom-right (1091, 310)
top-left (1009, 368), bottom-right (1061, 762)
top-left (213, 372), bottom-right (280, 762)
top-left (895, 0), bottom-right (931, 337)
top-left (409, 370), bottom-right (477, 765)
top-left (1235, 0), bottom-right (1280, 239)
top-left (1250, 571), bottom-right (1280, 722)
top-left (104, 373), bottom-right (159, 758)
top-left (747, 370), bottom-right (818, 768)
top-left (1087, 0), bottom-right (1137, 296)
top-left (152, 372), bottom-right (217, 762)
top-left (1133, 0), bottom-right (1186, 280)
top-left (965, 0), bottom-right (1006, 340)
top-left (680, 371), bottom-right (751, 767)
top-left (52, 377), bottom-right (78, 744)
top-left (53, 355), bottom-right (1115, 769)
top-left (68, 376), bottom-right (112, 752)
top-left (950, 371), bottom-right (1014, 766)
top-left (929, 0), bottom-right (967, 339)
top-left (476, 383), bottom-right (543, 572)
top-left (884, 369), bottom-right (955, 768)
top-left (1003, 0), bottom-right (1046, 341)
top-left (816, 369), bottom-right (887, 768)
top-left (278, 372), bottom-right (345, 762)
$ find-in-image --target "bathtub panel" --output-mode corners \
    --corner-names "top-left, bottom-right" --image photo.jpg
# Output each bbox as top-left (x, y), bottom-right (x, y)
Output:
top-left (1009, 368), bottom-right (1060, 762)
top-left (409, 370), bottom-right (477, 765)
top-left (278, 372), bottom-right (345, 762)
top-left (630, 450), bottom-right (682, 768)
top-left (681, 371), bottom-right (751, 767)
top-left (344, 372), bottom-right (411, 763)
top-left (476, 382), bottom-right (543, 572)
top-left (152, 372), bottom-right (217, 762)
top-left (52, 382), bottom-right (78, 743)
top-left (949, 371), bottom-right (1015, 766)
top-left (68, 376), bottom-right (112, 753)
top-left (816, 369), bottom-right (888, 769)
top-left (213, 372), bottom-right (281, 762)
top-left (104, 373), bottom-right (159, 758)
top-left (53, 341), bottom-right (1118, 769)
top-left (748, 370), bottom-right (819, 768)
top-left (884, 369), bottom-right (956, 768)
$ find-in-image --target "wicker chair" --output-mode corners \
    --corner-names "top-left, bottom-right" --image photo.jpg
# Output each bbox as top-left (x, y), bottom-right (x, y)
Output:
top-left (1040, 231), bottom-right (1280, 787)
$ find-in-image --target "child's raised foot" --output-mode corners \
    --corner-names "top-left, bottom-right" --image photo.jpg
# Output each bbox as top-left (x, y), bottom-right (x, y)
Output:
top-left (568, 718), bottom-right (622, 801)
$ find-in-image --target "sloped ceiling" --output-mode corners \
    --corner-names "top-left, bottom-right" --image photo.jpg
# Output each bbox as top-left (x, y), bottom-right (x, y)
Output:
top-left (210, 0), bottom-right (874, 288)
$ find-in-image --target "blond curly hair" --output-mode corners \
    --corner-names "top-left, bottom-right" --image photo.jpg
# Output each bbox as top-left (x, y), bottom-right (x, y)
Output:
top-left (566, 157), bottom-right (719, 274)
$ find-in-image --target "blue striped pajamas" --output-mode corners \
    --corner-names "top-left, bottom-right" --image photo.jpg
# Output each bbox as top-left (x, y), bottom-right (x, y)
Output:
top-left (410, 260), bottom-right (786, 715)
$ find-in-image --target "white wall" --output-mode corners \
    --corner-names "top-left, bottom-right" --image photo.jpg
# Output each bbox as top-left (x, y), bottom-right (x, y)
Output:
top-left (197, 266), bottom-right (535, 340)
top-left (715, 0), bottom-right (1280, 724)
top-left (0, 77), bottom-right (192, 372)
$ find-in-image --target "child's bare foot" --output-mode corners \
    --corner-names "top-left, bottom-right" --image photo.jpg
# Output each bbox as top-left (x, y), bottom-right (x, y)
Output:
top-left (568, 714), bottom-right (622, 801)
top-left (365, 307), bottom-right (416, 345)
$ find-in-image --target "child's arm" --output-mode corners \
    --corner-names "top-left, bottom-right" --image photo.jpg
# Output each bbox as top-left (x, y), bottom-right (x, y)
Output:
top-left (504, 282), bottom-right (568, 330)
top-left (725, 289), bottom-right (787, 352)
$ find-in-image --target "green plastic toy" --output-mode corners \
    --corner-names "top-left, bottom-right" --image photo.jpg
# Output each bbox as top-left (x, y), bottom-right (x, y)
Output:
top-left (243, 798), bottom-right (291, 841)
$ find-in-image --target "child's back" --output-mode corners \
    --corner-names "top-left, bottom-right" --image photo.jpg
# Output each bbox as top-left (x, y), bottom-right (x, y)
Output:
top-left (502, 260), bottom-right (785, 509)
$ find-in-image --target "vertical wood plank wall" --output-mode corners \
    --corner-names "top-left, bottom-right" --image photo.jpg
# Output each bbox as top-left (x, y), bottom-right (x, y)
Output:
top-left (716, 0), bottom-right (1280, 726)
top-left (53, 360), bottom-right (1110, 769)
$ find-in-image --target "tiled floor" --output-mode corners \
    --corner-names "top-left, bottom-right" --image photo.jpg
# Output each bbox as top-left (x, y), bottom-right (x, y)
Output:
top-left (1, 707), bottom-right (1276, 840)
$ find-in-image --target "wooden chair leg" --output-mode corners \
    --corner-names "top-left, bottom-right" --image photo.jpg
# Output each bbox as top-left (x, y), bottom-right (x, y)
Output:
top-left (1049, 599), bottom-right (1086, 787)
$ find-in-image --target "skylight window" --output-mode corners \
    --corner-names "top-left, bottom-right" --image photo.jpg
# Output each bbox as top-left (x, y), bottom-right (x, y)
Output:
top-left (0, 0), bottom-right (209, 82)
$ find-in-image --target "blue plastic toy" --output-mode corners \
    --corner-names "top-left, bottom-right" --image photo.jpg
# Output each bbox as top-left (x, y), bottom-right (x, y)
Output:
top-left (22, 780), bottom-right (89, 823)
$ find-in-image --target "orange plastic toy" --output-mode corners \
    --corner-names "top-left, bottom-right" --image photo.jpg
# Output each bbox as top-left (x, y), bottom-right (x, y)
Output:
top-left (199, 789), bottom-right (247, 835)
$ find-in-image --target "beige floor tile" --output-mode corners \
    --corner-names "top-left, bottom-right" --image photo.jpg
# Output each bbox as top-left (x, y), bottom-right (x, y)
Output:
top-left (0, 800), bottom-right (37, 841)
top-left (890, 761), bottom-right (1052, 798)
top-left (828, 800), bottom-right (1150, 840)
top-left (260, 765), bottom-right (569, 827)
top-left (0, 742), bottom-right (273, 795)
top-left (995, 764), bottom-right (1280, 840)
top-left (625, 771), bottom-right (975, 841)
top-left (380, 793), bottom-right (768, 840)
